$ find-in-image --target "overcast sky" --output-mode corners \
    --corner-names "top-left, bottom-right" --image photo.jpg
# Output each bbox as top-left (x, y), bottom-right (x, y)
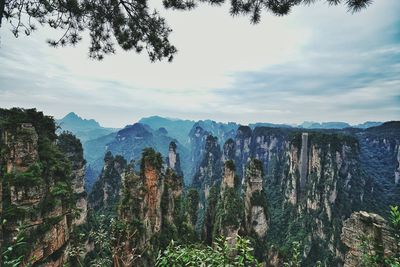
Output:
top-left (0, 0), bottom-right (399, 128)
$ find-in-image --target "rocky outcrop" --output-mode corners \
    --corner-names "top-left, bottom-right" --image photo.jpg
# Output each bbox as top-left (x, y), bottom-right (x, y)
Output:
top-left (357, 122), bottom-right (400, 211)
top-left (57, 132), bottom-right (87, 226)
top-left (222, 138), bottom-right (235, 162)
top-left (231, 126), bottom-right (288, 184)
top-left (0, 109), bottom-right (86, 267)
top-left (116, 147), bottom-right (188, 266)
top-left (235, 126), bottom-right (253, 179)
top-left (142, 149), bottom-right (164, 237)
top-left (164, 143), bottom-right (184, 226)
top-left (244, 159), bottom-right (268, 238)
top-left (276, 133), bottom-right (364, 265)
top-left (341, 211), bottom-right (397, 267)
top-left (188, 125), bottom-right (210, 177)
top-left (213, 161), bottom-right (243, 247)
top-left (167, 141), bottom-right (183, 177)
top-left (88, 151), bottom-right (126, 211)
top-left (299, 133), bottom-right (308, 191)
top-left (192, 135), bottom-right (222, 192)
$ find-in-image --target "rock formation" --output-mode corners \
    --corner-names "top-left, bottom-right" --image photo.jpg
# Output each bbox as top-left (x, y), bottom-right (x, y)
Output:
top-left (213, 161), bottom-right (243, 247)
top-left (234, 126), bottom-right (253, 179)
top-left (88, 151), bottom-right (126, 211)
top-left (192, 135), bottom-right (222, 194)
top-left (0, 109), bottom-right (87, 266)
top-left (341, 211), bottom-right (397, 267)
top-left (116, 146), bottom-right (187, 266)
top-left (57, 132), bottom-right (87, 226)
top-left (244, 159), bottom-right (268, 239)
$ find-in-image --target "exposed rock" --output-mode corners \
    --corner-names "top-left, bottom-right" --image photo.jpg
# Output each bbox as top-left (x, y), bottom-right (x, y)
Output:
top-left (235, 126), bottom-right (253, 179)
top-left (57, 132), bottom-right (87, 226)
top-left (192, 135), bottom-right (222, 189)
top-left (4, 123), bottom-right (39, 173)
top-left (0, 110), bottom-right (86, 267)
top-left (88, 151), bottom-right (126, 211)
top-left (341, 211), bottom-right (397, 267)
top-left (213, 161), bottom-right (243, 247)
top-left (142, 151), bottom-right (163, 236)
top-left (299, 133), bottom-right (309, 191)
top-left (222, 138), bottom-right (235, 162)
top-left (117, 147), bottom-right (189, 266)
top-left (167, 141), bottom-right (183, 177)
top-left (221, 160), bottom-right (235, 192)
top-left (244, 159), bottom-right (268, 238)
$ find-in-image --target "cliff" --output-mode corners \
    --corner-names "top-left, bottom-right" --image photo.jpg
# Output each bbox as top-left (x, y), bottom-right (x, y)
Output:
top-left (88, 151), bottom-right (126, 211)
top-left (192, 135), bottom-right (222, 195)
top-left (116, 145), bottom-right (188, 266)
top-left (207, 161), bottom-right (243, 247)
top-left (341, 211), bottom-right (397, 267)
top-left (0, 108), bottom-right (86, 266)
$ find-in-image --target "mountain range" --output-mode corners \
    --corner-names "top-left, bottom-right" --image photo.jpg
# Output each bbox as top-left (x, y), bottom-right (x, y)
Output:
top-left (1, 108), bottom-right (398, 267)
top-left (55, 112), bottom-right (385, 191)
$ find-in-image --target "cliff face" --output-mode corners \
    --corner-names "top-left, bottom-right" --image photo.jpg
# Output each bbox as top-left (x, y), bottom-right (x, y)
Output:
top-left (357, 122), bottom-right (400, 212)
top-left (341, 211), bottom-right (397, 267)
top-left (188, 125), bottom-right (210, 177)
top-left (190, 125), bottom-right (370, 265)
top-left (234, 126), bottom-right (253, 179)
top-left (274, 133), bottom-right (364, 265)
top-left (88, 151), bottom-right (126, 211)
top-left (0, 108), bottom-right (86, 267)
top-left (57, 132), bottom-right (87, 226)
top-left (205, 161), bottom-right (243, 247)
top-left (227, 126), bottom-right (288, 184)
top-left (116, 146), bottom-right (186, 266)
top-left (142, 150), bottom-right (164, 238)
top-left (192, 135), bottom-right (222, 195)
top-left (164, 142), bottom-right (184, 225)
top-left (244, 159), bottom-right (268, 239)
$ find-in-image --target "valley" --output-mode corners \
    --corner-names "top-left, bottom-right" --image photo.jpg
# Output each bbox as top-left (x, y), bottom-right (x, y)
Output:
top-left (0, 108), bottom-right (399, 266)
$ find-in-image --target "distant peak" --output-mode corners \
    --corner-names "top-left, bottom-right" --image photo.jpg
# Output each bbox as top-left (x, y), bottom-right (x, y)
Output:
top-left (58, 112), bottom-right (101, 129)
top-left (64, 112), bottom-right (80, 119)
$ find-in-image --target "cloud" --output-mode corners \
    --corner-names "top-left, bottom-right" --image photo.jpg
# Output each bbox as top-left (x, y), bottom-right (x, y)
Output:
top-left (0, 0), bottom-right (399, 127)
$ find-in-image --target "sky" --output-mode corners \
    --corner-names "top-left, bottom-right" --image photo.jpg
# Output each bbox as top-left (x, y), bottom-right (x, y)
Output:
top-left (0, 0), bottom-right (399, 128)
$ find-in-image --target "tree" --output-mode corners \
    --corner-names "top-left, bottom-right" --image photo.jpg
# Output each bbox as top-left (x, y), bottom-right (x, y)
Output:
top-left (0, 0), bottom-right (372, 61)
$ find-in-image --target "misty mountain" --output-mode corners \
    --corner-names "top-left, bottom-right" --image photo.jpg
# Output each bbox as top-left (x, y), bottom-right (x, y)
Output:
top-left (139, 116), bottom-right (195, 146)
top-left (56, 112), bottom-right (118, 143)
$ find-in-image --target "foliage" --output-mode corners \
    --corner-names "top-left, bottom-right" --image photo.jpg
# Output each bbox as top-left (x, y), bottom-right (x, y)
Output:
top-left (283, 241), bottom-right (302, 267)
top-left (1, 0), bottom-right (177, 61)
top-left (213, 187), bottom-right (244, 239)
top-left (1, 222), bottom-right (32, 267)
top-left (155, 235), bottom-right (261, 266)
top-left (140, 147), bottom-right (163, 174)
top-left (88, 152), bottom-right (127, 212)
top-left (0, 108), bottom-right (84, 265)
top-left (186, 188), bottom-right (199, 226)
top-left (9, 162), bottom-right (44, 187)
top-left (203, 184), bottom-right (220, 244)
top-left (85, 214), bottom-right (113, 266)
top-left (359, 206), bottom-right (400, 267)
top-left (57, 131), bottom-right (86, 166)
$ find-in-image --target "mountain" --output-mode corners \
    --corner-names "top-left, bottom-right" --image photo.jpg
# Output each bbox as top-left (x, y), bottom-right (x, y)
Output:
top-left (56, 112), bottom-right (117, 143)
top-left (83, 122), bottom-right (192, 190)
top-left (353, 121), bottom-right (383, 129)
top-left (3, 108), bottom-right (399, 266)
top-left (299, 121), bottom-right (351, 129)
top-left (298, 121), bottom-right (384, 129)
top-left (249, 122), bottom-right (293, 128)
top-left (139, 116), bottom-right (195, 146)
